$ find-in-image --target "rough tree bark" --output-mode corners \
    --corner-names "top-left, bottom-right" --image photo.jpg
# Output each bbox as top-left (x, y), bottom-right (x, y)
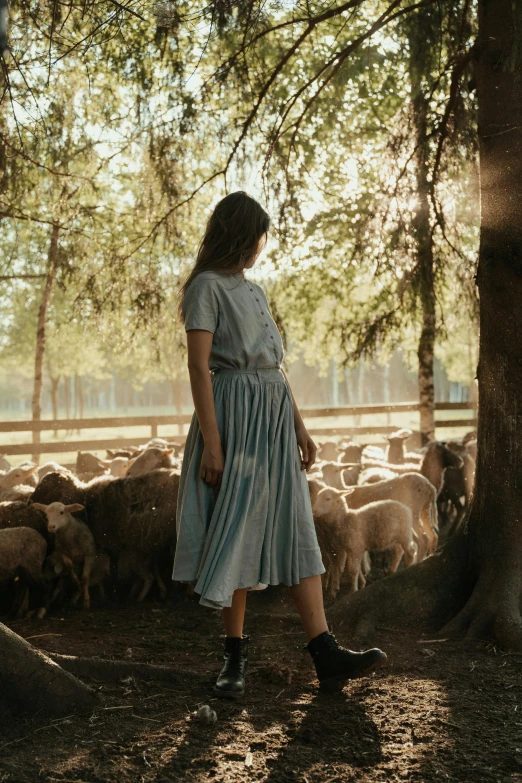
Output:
top-left (332, 0), bottom-right (522, 651)
top-left (0, 622), bottom-right (100, 715)
top-left (31, 223), bottom-right (60, 463)
top-left (50, 374), bottom-right (60, 425)
top-left (408, 14), bottom-right (436, 444)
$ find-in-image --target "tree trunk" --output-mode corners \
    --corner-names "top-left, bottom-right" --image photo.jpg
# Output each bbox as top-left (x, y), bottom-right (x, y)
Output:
top-left (332, 0), bottom-right (522, 652)
top-left (408, 17), bottom-right (436, 444)
top-left (64, 375), bottom-right (71, 420)
top-left (50, 375), bottom-right (60, 431)
top-left (441, 0), bottom-right (522, 647)
top-left (31, 224), bottom-right (59, 464)
top-left (0, 623), bottom-right (100, 715)
top-left (170, 377), bottom-right (183, 435)
top-left (78, 375), bottom-right (84, 419)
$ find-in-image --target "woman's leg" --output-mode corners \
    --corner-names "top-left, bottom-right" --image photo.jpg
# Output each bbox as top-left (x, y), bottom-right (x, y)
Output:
top-left (222, 588), bottom-right (248, 636)
top-left (290, 575), bottom-right (329, 642)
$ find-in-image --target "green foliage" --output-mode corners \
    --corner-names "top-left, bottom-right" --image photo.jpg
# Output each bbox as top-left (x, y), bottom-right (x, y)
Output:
top-left (0, 0), bottom-right (480, 396)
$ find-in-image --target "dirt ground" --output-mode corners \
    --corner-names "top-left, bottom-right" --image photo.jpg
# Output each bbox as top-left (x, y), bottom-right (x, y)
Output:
top-left (1, 585), bottom-right (522, 783)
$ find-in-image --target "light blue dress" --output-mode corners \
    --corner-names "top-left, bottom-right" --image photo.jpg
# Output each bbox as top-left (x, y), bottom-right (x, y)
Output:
top-left (172, 270), bottom-right (325, 609)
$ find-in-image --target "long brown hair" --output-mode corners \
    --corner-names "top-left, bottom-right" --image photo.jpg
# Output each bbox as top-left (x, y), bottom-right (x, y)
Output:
top-left (177, 191), bottom-right (270, 323)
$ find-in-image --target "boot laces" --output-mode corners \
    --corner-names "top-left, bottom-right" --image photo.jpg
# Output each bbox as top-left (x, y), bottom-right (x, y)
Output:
top-left (322, 633), bottom-right (342, 653)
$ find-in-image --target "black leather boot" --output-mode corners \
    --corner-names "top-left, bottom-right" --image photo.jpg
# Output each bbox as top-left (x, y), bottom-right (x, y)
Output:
top-left (213, 635), bottom-right (249, 699)
top-left (307, 630), bottom-right (387, 692)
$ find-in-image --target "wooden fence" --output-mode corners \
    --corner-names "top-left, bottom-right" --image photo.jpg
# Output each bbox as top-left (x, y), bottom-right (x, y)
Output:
top-left (0, 401), bottom-right (477, 459)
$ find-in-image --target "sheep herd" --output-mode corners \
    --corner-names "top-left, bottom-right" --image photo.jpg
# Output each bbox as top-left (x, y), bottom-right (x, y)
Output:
top-left (0, 427), bottom-right (476, 619)
top-left (308, 428), bottom-right (476, 597)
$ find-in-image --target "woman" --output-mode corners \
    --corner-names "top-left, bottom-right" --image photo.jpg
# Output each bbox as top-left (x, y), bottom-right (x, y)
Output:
top-left (172, 191), bottom-right (387, 698)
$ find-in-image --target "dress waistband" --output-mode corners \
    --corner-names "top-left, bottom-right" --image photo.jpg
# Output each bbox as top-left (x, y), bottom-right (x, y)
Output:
top-left (211, 367), bottom-right (284, 383)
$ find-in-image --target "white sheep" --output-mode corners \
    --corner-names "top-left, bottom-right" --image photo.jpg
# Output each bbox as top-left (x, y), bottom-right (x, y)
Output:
top-left (385, 429), bottom-right (423, 465)
top-left (32, 501), bottom-right (96, 609)
top-left (320, 461), bottom-right (360, 489)
top-left (0, 464), bottom-right (38, 495)
top-left (126, 447), bottom-right (175, 477)
top-left (361, 445), bottom-right (387, 461)
top-left (313, 472), bottom-right (437, 561)
top-left (36, 462), bottom-right (74, 481)
top-left (109, 456), bottom-right (131, 478)
top-left (358, 467), bottom-right (398, 484)
top-left (314, 492), bottom-right (416, 597)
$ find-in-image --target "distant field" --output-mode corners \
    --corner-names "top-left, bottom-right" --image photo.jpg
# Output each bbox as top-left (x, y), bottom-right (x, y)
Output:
top-left (0, 405), bottom-right (476, 465)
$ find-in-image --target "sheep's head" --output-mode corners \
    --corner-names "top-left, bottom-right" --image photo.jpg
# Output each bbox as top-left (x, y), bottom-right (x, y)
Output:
top-left (0, 464), bottom-right (37, 490)
top-left (32, 501), bottom-right (85, 533)
top-left (126, 447), bottom-right (174, 477)
top-left (429, 442), bottom-right (464, 469)
top-left (307, 478), bottom-right (327, 505)
top-left (313, 486), bottom-right (352, 517)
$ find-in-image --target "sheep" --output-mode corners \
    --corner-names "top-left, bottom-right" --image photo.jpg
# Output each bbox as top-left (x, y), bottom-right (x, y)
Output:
top-left (317, 441), bottom-right (341, 462)
top-left (0, 484), bottom-right (35, 502)
top-left (31, 469), bottom-right (180, 585)
top-left (106, 448), bottom-right (139, 460)
top-left (313, 472), bottom-right (438, 560)
top-left (118, 548), bottom-right (167, 601)
top-left (0, 501), bottom-right (48, 537)
top-left (338, 443), bottom-right (363, 464)
top-left (314, 493), bottom-right (416, 597)
top-left (36, 462), bottom-right (73, 481)
top-left (465, 439), bottom-right (477, 460)
top-left (386, 429), bottom-right (413, 464)
top-left (420, 441), bottom-right (464, 497)
top-left (361, 445), bottom-right (387, 461)
top-left (0, 465), bottom-right (38, 493)
top-left (385, 429), bottom-right (423, 465)
top-left (76, 451), bottom-right (112, 478)
top-left (109, 457), bottom-right (131, 478)
top-left (43, 549), bottom-right (110, 608)
top-left (437, 445), bottom-right (475, 537)
top-left (307, 477), bottom-right (327, 507)
top-left (358, 467), bottom-right (398, 485)
top-left (126, 447), bottom-right (175, 477)
top-left (320, 461), bottom-right (361, 489)
top-left (0, 527), bottom-right (47, 618)
top-left (32, 501), bottom-right (97, 610)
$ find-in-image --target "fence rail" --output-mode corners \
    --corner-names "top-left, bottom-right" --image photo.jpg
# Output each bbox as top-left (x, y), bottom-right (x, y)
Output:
top-left (0, 402), bottom-right (477, 458)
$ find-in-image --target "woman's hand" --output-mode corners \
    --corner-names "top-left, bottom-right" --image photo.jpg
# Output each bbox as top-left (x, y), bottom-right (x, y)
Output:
top-left (295, 425), bottom-right (317, 472)
top-left (200, 440), bottom-right (225, 489)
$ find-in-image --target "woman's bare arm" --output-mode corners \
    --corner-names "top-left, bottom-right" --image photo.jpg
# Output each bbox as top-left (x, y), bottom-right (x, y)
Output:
top-left (280, 366), bottom-right (317, 471)
top-left (186, 330), bottom-right (224, 488)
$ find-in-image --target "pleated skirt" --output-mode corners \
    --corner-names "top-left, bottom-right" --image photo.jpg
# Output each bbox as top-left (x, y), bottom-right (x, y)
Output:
top-left (171, 367), bottom-right (325, 608)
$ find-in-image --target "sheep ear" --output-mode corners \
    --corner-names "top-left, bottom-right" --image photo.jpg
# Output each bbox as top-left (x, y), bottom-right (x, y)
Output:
top-left (65, 503), bottom-right (84, 513)
top-left (32, 502), bottom-right (47, 512)
top-left (341, 488), bottom-right (355, 496)
top-left (164, 449), bottom-right (173, 456)
top-left (27, 466), bottom-right (38, 474)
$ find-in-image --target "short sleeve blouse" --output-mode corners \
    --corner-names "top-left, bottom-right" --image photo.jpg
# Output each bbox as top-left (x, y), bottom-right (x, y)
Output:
top-left (182, 270), bottom-right (284, 372)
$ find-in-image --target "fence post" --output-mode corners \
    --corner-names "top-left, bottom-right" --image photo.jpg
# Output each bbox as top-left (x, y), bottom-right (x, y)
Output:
top-left (151, 423), bottom-right (158, 439)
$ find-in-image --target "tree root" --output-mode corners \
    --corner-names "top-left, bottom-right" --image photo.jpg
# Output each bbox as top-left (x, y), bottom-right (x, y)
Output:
top-left (0, 622), bottom-right (100, 715)
top-left (48, 653), bottom-right (202, 684)
top-left (329, 534), bottom-right (474, 641)
top-left (440, 570), bottom-right (522, 652)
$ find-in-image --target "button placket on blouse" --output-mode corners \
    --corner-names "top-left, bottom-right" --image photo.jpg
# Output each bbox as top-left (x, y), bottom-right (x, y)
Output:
top-left (246, 280), bottom-right (279, 355)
